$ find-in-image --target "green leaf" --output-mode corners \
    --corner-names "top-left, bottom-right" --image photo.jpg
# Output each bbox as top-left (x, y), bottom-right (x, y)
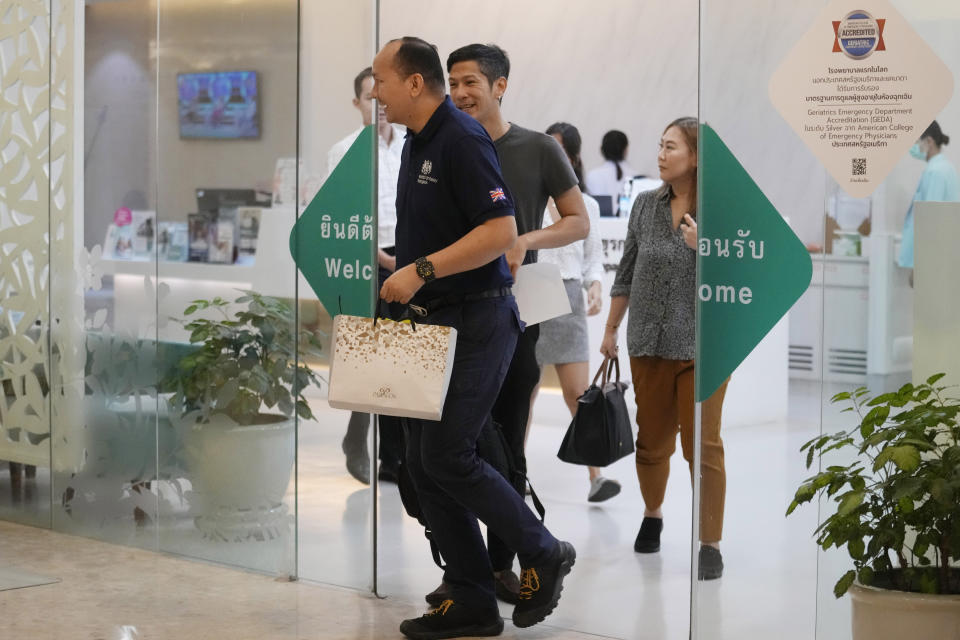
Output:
top-left (866, 392), bottom-right (898, 407)
top-left (892, 477), bottom-right (923, 501)
top-left (832, 391), bottom-right (853, 403)
top-left (838, 491), bottom-right (865, 516)
top-left (897, 497), bottom-right (914, 514)
top-left (890, 445), bottom-right (921, 472)
top-left (858, 566), bottom-right (875, 586)
top-left (848, 538), bottom-right (865, 560)
top-left (834, 570), bottom-right (856, 598)
top-left (184, 304), bottom-right (198, 316)
top-left (927, 373), bottom-right (947, 385)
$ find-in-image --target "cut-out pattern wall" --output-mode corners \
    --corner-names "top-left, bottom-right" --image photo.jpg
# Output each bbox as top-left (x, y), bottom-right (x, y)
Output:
top-left (0, 0), bottom-right (53, 469)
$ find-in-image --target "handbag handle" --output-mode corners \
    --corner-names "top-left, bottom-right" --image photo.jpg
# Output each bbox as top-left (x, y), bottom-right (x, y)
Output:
top-left (606, 356), bottom-right (621, 384)
top-left (591, 356), bottom-right (622, 387)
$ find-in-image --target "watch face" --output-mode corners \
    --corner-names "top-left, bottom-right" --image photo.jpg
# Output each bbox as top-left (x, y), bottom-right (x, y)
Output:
top-left (417, 258), bottom-right (434, 280)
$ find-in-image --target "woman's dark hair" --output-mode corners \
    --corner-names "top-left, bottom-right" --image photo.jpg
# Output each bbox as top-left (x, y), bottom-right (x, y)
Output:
top-left (546, 122), bottom-right (584, 188)
top-left (446, 43), bottom-right (511, 86)
top-left (390, 37), bottom-right (445, 95)
top-left (600, 130), bottom-right (629, 180)
top-left (656, 117), bottom-right (699, 214)
top-left (922, 120), bottom-right (950, 147)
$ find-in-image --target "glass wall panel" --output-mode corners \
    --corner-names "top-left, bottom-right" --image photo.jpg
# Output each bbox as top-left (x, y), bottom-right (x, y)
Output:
top-left (295, 0), bottom-right (377, 591)
top-left (697, 1), bottom-right (960, 639)
top-left (695, 1), bottom-right (831, 637)
top-left (51, 0), bottom-right (160, 548)
top-left (153, 0), bottom-right (299, 576)
top-left (0, 0), bottom-right (54, 529)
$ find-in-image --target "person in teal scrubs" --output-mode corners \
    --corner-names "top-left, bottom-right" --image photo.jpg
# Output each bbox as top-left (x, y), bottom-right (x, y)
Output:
top-left (899, 121), bottom-right (960, 275)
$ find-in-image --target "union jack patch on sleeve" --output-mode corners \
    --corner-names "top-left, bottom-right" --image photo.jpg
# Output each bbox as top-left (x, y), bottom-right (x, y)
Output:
top-left (489, 188), bottom-right (506, 202)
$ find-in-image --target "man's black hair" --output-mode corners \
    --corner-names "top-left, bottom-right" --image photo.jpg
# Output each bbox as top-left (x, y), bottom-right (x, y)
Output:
top-left (354, 67), bottom-right (373, 100)
top-left (389, 37), bottom-right (445, 94)
top-left (445, 43), bottom-right (510, 86)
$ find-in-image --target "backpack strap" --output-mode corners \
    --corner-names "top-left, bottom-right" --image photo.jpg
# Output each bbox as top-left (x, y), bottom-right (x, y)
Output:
top-left (526, 477), bottom-right (546, 522)
top-left (423, 528), bottom-right (446, 569)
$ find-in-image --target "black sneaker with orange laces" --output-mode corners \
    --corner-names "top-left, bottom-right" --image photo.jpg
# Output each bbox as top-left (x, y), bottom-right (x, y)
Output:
top-left (399, 599), bottom-right (504, 640)
top-left (511, 541), bottom-right (577, 628)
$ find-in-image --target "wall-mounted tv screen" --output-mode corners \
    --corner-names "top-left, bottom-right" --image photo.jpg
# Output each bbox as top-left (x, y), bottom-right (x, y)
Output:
top-left (177, 70), bottom-right (259, 139)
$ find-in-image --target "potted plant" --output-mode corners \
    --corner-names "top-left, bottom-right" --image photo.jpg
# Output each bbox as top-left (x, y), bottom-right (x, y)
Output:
top-left (167, 291), bottom-right (323, 541)
top-left (787, 373), bottom-right (960, 639)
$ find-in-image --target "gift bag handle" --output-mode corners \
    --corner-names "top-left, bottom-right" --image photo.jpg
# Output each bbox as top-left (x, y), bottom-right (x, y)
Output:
top-left (373, 298), bottom-right (419, 331)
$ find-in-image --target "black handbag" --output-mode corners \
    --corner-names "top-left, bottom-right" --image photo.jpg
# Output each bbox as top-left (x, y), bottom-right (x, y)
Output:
top-left (557, 357), bottom-right (634, 467)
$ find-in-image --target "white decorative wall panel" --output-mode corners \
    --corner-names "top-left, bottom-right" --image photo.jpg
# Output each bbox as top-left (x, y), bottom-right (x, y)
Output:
top-left (0, 0), bottom-right (52, 468)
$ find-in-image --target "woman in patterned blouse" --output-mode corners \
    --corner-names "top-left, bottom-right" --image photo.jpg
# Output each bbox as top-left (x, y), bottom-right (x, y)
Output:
top-left (600, 117), bottom-right (729, 580)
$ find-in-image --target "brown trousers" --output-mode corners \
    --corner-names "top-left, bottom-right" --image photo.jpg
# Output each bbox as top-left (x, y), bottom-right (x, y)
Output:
top-left (629, 356), bottom-right (729, 542)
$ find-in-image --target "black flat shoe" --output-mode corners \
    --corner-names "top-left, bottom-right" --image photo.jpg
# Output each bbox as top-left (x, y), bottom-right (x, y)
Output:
top-left (634, 517), bottom-right (663, 553)
top-left (698, 545), bottom-right (723, 580)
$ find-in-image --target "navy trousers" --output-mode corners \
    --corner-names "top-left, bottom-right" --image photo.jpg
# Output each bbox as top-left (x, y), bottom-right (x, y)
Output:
top-left (404, 296), bottom-right (559, 611)
top-left (488, 324), bottom-right (541, 571)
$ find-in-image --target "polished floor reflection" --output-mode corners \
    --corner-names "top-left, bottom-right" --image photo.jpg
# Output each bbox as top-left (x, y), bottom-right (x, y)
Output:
top-left (0, 519), bottom-right (604, 640)
top-left (0, 379), bottom-right (865, 639)
top-left (299, 381), bottom-right (846, 640)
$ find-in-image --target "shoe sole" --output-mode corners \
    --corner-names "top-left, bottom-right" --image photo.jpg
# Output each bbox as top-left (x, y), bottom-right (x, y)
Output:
top-left (511, 542), bottom-right (576, 628)
top-left (587, 481), bottom-right (621, 503)
top-left (698, 567), bottom-right (723, 580)
top-left (399, 618), bottom-right (504, 640)
top-left (634, 543), bottom-right (660, 553)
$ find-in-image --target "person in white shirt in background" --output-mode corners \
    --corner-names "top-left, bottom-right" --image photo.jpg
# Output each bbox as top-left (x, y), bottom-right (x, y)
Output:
top-left (328, 66), bottom-right (406, 486)
top-left (585, 129), bottom-right (636, 216)
top-left (532, 122), bottom-right (620, 503)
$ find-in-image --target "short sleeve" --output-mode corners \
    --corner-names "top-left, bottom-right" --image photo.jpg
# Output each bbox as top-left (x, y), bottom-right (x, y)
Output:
top-left (447, 133), bottom-right (517, 226)
top-left (541, 135), bottom-right (580, 199)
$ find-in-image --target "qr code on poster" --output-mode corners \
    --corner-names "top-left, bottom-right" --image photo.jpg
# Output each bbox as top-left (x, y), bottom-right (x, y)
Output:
top-left (852, 158), bottom-right (867, 176)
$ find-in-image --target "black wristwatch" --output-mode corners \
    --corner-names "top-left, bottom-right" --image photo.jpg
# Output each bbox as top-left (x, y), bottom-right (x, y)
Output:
top-left (415, 256), bottom-right (436, 283)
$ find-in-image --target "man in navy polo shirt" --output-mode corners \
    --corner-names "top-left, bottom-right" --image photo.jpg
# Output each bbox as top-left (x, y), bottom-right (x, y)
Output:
top-left (373, 37), bottom-right (575, 639)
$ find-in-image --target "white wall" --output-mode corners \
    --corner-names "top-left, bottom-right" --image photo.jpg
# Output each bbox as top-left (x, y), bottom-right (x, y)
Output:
top-left (84, 1), bottom-right (154, 249)
top-left (378, 0), bottom-right (699, 180)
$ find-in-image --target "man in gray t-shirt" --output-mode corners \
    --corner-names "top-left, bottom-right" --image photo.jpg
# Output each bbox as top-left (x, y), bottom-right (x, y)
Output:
top-left (494, 123), bottom-right (582, 264)
top-left (443, 42), bottom-right (588, 603)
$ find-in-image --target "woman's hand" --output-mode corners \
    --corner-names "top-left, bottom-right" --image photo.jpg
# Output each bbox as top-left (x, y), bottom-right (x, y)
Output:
top-left (600, 326), bottom-right (619, 359)
top-left (679, 213), bottom-right (697, 250)
top-left (586, 281), bottom-right (603, 316)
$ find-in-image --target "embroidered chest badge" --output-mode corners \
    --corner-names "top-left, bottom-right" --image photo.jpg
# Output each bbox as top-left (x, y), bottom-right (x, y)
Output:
top-left (421, 159), bottom-right (432, 175)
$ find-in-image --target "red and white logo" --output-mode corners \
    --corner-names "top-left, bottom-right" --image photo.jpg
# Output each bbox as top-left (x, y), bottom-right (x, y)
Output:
top-left (489, 188), bottom-right (506, 202)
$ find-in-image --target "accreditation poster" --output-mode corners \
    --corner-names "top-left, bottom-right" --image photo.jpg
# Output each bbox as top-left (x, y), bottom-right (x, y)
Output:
top-left (769, 0), bottom-right (953, 198)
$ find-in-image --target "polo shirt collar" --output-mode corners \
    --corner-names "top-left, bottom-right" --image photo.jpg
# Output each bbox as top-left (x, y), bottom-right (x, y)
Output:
top-left (409, 96), bottom-right (454, 143)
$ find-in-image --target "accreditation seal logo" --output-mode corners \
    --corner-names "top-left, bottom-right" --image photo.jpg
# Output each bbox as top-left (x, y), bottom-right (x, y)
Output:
top-left (833, 10), bottom-right (886, 60)
top-left (421, 159), bottom-right (432, 175)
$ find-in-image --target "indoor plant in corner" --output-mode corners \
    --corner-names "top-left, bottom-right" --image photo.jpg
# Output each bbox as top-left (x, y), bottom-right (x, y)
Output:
top-left (168, 292), bottom-right (323, 542)
top-left (787, 374), bottom-right (960, 639)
